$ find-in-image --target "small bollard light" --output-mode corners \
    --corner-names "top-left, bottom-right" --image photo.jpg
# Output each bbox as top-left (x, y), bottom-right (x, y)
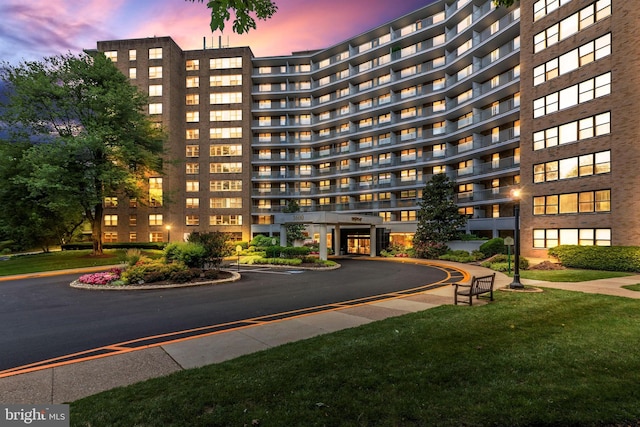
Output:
top-left (236, 245), bottom-right (242, 272)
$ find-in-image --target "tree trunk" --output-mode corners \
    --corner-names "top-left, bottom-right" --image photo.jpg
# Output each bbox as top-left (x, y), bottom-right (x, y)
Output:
top-left (91, 203), bottom-right (104, 255)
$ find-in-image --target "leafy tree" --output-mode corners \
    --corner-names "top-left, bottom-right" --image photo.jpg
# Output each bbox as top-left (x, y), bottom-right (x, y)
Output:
top-left (187, 0), bottom-right (278, 34)
top-left (0, 141), bottom-right (84, 251)
top-left (0, 53), bottom-right (164, 254)
top-left (283, 200), bottom-right (306, 245)
top-left (413, 174), bottom-right (466, 259)
top-left (493, 0), bottom-right (518, 7)
top-left (188, 231), bottom-right (234, 271)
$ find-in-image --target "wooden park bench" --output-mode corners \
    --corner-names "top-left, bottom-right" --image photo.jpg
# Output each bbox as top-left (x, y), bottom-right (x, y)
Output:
top-left (453, 273), bottom-right (496, 306)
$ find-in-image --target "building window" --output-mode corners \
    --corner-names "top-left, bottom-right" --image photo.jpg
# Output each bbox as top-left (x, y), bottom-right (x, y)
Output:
top-left (186, 59), bottom-right (199, 71)
top-left (534, 1), bottom-right (611, 53)
top-left (186, 145), bottom-right (200, 157)
top-left (210, 110), bottom-right (242, 122)
top-left (186, 180), bottom-right (200, 192)
top-left (148, 66), bottom-right (162, 79)
top-left (104, 215), bottom-right (118, 226)
top-left (186, 94), bottom-right (199, 105)
top-left (210, 57), bottom-right (243, 69)
top-left (533, 228), bottom-right (611, 248)
top-left (104, 197), bottom-right (118, 208)
top-left (148, 103), bottom-right (162, 115)
top-left (104, 232), bottom-right (118, 243)
top-left (104, 51), bottom-right (117, 62)
top-left (533, 151), bottom-right (610, 183)
top-left (186, 215), bottom-right (200, 226)
top-left (129, 215), bottom-right (137, 226)
top-left (533, 112), bottom-right (610, 150)
top-left (149, 177), bottom-right (163, 206)
top-left (210, 180), bottom-right (242, 191)
top-left (149, 214), bottom-right (163, 226)
top-left (129, 50), bottom-right (137, 61)
top-left (149, 232), bottom-right (164, 243)
top-left (534, 33), bottom-right (611, 86)
top-left (149, 48), bottom-right (162, 59)
top-left (129, 68), bottom-right (137, 79)
top-left (210, 144), bottom-right (242, 156)
top-left (210, 75), bottom-right (242, 86)
top-left (129, 232), bottom-right (137, 242)
top-left (210, 92), bottom-right (242, 104)
top-left (209, 215), bottom-right (243, 225)
top-left (400, 169), bottom-right (417, 182)
top-left (186, 111), bottom-right (200, 122)
top-left (534, 190), bottom-right (610, 215)
top-left (210, 162), bottom-right (242, 173)
top-left (400, 211), bottom-right (417, 221)
top-left (148, 84), bottom-right (162, 96)
top-left (209, 127), bottom-right (242, 139)
top-left (186, 77), bottom-right (199, 88)
top-left (186, 163), bottom-right (199, 174)
top-left (533, 73), bottom-right (611, 118)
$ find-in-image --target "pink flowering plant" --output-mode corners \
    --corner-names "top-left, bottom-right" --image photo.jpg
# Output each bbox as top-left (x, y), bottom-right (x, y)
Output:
top-left (78, 268), bottom-right (122, 286)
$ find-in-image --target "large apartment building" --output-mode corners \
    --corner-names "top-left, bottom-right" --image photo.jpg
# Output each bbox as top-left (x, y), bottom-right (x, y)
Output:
top-left (95, 0), bottom-right (633, 258)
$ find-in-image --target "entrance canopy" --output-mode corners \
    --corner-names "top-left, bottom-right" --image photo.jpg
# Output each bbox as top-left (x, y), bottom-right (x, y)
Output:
top-left (274, 212), bottom-right (383, 260)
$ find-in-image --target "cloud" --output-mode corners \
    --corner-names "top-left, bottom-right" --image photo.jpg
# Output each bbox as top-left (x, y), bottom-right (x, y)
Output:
top-left (0, 0), bottom-right (124, 63)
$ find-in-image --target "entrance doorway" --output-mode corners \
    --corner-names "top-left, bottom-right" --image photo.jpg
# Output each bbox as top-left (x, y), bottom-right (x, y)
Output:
top-left (347, 235), bottom-right (370, 255)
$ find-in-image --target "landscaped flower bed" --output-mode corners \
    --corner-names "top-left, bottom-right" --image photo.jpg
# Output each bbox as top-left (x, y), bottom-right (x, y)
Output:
top-left (77, 268), bottom-right (123, 285)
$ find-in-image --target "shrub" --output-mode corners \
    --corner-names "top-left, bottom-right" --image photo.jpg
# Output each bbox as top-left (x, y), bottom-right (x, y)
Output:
top-left (438, 250), bottom-right (475, 263)
top-left (188, 232), bottom-right (234, 271)
top-left (264, 246), bottom-right (311, 259)
top-left (250, 235), bottom-right (277, 248)
top-left (143, 271), bottom-right (169, 283)
top-left (479, 238), bottom-right (506, 258)
top-left (121, 261), bottom-right (186, 285)
top-left (62, 242), bottom-right (165, 250)
top-left (203, 269), bottom-right (219, 279)
top-left (548, 245), bottom-right (640, 272)
top-left (254, 258), bottom-right (302, 266)
top-left (124, 248), bottom-right (142, 267)
top-left (413, 241), bottom-right (448, 259)
top-left (164, 242), bottom-right (207, 268)
top-left (169, 270), bottom-right (197, 283)
top-left (481, 254), bottom-right (529, 271)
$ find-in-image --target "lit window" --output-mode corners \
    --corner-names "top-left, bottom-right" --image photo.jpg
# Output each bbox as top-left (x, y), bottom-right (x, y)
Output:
top-left (148, 66), bottom-right (162, 79)
top-left (210, 57), bottom-right (243, 69)
top-left (104, 215), bottom-right (118, 226)
top-left (149, 48), bottom-right (162, 59)
top-left (148, 103), bottom-right (162, 115)
top-left (186, 77), bottom-right (199, 88)
top-left (186, 60), bottom-right (199, 71)
top-left (104, 51), bottom-right (117, 62)
top-left (149, 214), bottom-right (163, 226)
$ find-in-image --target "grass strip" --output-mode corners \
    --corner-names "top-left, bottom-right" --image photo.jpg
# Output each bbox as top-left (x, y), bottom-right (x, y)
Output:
top-left (70, 289), bottom-right (640, 426)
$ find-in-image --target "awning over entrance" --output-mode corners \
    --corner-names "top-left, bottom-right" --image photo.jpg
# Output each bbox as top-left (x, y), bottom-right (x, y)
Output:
top-left (273, 212), bottom-right (383, 261)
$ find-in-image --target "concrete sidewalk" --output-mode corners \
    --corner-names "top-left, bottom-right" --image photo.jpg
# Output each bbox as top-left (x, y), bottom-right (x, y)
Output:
top-left (1, 262), bottom-right (639, 404)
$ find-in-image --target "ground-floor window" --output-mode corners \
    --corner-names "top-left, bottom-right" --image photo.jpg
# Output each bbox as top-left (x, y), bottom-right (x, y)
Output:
top-left (532, 228), bottom-right (611, 248)
top-left (104, 232), bottom-right (118, 243)
top-left (149, 232), bottom-right (164, 242)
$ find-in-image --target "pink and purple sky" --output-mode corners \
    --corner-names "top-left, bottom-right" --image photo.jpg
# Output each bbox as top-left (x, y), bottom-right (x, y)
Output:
top-left (1, 0), bottom-right (432, 64)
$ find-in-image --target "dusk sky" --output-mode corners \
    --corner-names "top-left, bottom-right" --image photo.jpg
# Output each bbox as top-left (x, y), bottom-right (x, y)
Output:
top-left (1, 0), bottom-right (432, 64)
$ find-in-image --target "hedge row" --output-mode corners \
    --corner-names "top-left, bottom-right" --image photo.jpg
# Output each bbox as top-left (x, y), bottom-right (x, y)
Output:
top-left (61, 242), bottom-right (166, 250)
top-left (548, 245), bottom-right (640, 272)
top-left (264, 246), bottom-right (311, 258)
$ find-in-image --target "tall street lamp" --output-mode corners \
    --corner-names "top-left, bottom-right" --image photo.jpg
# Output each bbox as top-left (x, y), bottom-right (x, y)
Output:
top-left (166, 225), bottom-right (171, 243)
top-left (509, 189), bottom-right (523, 289)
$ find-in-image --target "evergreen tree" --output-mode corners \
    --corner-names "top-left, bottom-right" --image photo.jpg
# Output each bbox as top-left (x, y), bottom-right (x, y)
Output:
top-left (283, 200), bottom-right (306, 245)
top-left (413, 174), bottom-right (466, 258)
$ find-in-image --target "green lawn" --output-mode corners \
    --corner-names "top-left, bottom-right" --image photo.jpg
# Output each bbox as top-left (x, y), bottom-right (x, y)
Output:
top-left (0, 249), bottom-right (160, 276)
top-left (70, 289), bottom-right (640, 426)
top-left (520, 268), bottom-right (633, 282)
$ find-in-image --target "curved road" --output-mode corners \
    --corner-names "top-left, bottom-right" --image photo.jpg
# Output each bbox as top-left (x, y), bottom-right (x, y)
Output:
top-left (0, 259), bottom-right (460, 373)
